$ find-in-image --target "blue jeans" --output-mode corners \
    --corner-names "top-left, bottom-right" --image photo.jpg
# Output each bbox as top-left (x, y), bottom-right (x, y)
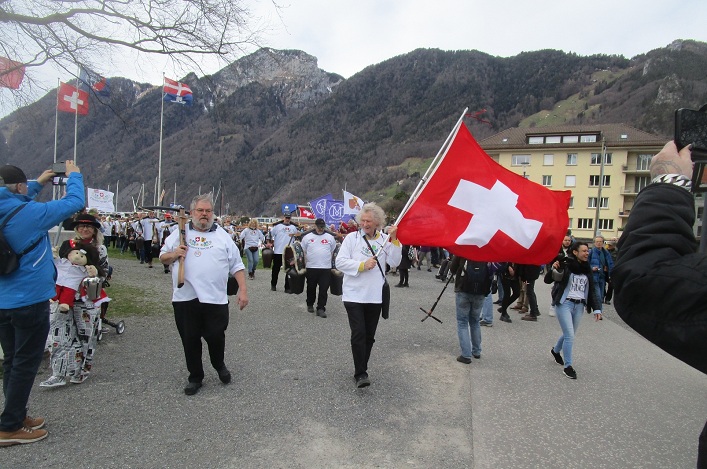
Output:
top-left (245, 248), bottom-right (259, 274)
top-left (495, 272), bottom-right (505, 302)
top-left (481, 293), bottom-right (493, 323)
top-left (456, 292), bottom-right (484, 358)
top-left (0, 301), bottom-right (50, 431)
top-left (553, 300), bottom-right (585, 367)
top-left (593, 274), bottom-right (606, 311)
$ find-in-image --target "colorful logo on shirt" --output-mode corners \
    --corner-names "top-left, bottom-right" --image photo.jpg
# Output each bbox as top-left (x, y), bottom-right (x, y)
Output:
top-left (188, 236), bottom-right (213, 250)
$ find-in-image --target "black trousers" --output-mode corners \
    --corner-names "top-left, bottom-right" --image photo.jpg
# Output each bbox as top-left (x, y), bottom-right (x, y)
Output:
top-left (173, 299), bottom-right (229, 383)
top-left (144, 240), bottom-right (154, 263)
top-left (306, 268), bottom-right (331, 311)
top-left (398, 268), bottom-right (409, 285)
top-left (344, 301), bottom-right (381, 379)
top-left (500, 276), bottom-right (520, 313)
top-left (270, 254), bottom-right (290, 290)
top-left (525, 279), bottom-right (539, 315)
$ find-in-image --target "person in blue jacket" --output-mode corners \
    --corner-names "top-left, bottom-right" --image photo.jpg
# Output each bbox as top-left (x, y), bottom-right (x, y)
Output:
top-left (589, 235), bottom-right (614, 313)
top-left (0, 161), bottom-right (84, 447)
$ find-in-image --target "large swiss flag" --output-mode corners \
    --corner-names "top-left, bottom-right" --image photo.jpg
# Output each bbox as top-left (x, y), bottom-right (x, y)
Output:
top-left (397, 123), bottom-right (571, 265)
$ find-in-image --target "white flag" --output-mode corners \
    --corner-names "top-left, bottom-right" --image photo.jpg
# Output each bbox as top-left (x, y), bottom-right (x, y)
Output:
top-left (343, 190), bottom-right (364, 215)
top-left (87, 187), bottom-right (115, 213)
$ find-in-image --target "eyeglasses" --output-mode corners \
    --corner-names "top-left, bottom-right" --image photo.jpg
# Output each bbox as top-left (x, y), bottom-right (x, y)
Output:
top-left (193, 208), bottom-right (213, 214)
top-left (76, 224), bottom-right (95, 230)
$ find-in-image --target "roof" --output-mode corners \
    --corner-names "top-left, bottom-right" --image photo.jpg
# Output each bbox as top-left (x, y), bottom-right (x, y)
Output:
top-left (479, 123), bottom-right (665, 151)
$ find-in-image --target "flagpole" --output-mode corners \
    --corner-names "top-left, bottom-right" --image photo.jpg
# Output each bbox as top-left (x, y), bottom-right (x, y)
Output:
top-left (158, 73), bottom-right (165, 211)
top-left (116, 180), bottom-right (119, 213)
top-left (53, 79), bottom-right (60, 201)
top-left (174, 182), bottom-right (177, 205)
top-left (394, 107), bottom-right (468, 225)
top-left (73, 64), bottom-right (80, 164)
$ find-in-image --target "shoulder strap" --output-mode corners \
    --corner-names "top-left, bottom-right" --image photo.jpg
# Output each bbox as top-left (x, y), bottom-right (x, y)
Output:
top-left (0, 203), bottom-right (27, 229)
top-left (361, 231), bottom-right (386, 282)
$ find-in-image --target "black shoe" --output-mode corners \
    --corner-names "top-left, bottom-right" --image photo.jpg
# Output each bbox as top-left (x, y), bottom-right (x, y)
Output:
top-left (271, 286), bottom-right (276, 291)
top-left (307, 305), bottom-right (314, 313)
top-left (493, 300), bottom-right (502, 305)
top-left (473, 354), bottom-right (481, 359)
top-left (456, 355), bottom-right (472, 364)
top-left (217, 367), bottom-right (231, 384)
top-left (499, 313), bottom-right (512, 323)
top-left (184, 382), bottom-right (202, 395)
top-left (403, 284), bottom-right (409, 287)
top-left (551, 348), bottom-right (564, 366)
top-left (563, 366), bottom-right (577, 379)
top-left (355, 374), bottom-right (370, 388)
top-left (497, 307), bottom-right (504, 313)
top-left (395, 283), bottom-right (404, 287)
top-left (316, 309), bottom-right (327, 318)
top-left (427, 268), bottom-right (432, 272)
top-left (285, 289), bottom-right (292, 294)
top-left (604, 300), bottom-right (611, 305)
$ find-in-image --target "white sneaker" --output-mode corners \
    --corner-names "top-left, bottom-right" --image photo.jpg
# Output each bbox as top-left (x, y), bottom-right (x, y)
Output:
top-left (39, 376), bottom-right (66, 388)
top-left (548, 307), bottom-right (556, 317)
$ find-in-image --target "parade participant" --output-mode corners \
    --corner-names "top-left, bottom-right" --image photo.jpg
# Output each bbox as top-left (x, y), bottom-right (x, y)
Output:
top-left (301, 218), bottom-right (337, 318)
top-left (132, 213), bottom-right (146, 263)
top-left (612, 140), bottom-right (706, 465)
top-left (0, 161), bottom-right (84, 446)
top-left (239, 219), bottom-right (265, 279)
top-left (159, 194), bottom-right (248, 396)
top-left (269, 212), bottom-right (300, 292)
top-left (335, 203), bottom-right (402, 388)
top-left (140, 211), bottom-right (159, 268)
top-left (548, 241), bottom-right (602, 379)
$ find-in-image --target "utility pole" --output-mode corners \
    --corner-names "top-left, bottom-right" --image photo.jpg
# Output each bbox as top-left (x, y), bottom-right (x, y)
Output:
top-left (593, 137), bottom-right (607, 237)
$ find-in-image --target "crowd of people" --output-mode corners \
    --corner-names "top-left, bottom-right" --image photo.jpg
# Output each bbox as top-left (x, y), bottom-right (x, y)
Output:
top-left (0, 141), bottom-right (704, 463)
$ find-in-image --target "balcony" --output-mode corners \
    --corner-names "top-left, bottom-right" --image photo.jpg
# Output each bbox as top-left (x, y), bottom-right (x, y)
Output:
top-left (618, 210), bottom-right (631, 218)
top-left (620, 186), bottom-right (641, 196)
top-left (622, 164), bottom-right (650, 174)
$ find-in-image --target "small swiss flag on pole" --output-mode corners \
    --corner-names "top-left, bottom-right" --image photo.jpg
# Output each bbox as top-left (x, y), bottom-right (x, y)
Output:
top-left (397, 120), bottom-right (571, 265)
top-left (57, 82), bottom-right (89, 115)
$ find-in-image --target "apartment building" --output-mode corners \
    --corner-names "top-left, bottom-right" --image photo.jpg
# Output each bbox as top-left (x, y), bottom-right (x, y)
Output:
top-left (479, 124), bottom-right (681, 240)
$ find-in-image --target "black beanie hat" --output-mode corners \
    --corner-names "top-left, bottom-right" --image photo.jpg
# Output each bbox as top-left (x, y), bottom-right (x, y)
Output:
top-left (0, 165), bottom-right (28, 185)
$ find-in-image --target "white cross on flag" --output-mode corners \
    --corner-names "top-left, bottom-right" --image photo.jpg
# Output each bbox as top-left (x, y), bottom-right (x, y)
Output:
top-left (57, 82), bottom-right (89, 115)
top-left (397, 123), bottom-right (571, 265)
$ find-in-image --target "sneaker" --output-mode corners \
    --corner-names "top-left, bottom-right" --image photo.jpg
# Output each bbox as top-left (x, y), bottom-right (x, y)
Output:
top-left (355, 374), bottom-right (371, 388)
top-left (548, 308), bottom-right (556, 317)
top-left (0, 426), bottom-right (48, 447)
top-left (563, 366), bottom-right (577, 379)
top-left (521, 314), bottom-right (537, 321)
top-left (307, 305), bottom-right (314, 313)
top-left (39, 376), bottom-right (66, 388)
top-left (479, 320), bottom-right (493, 327)
top-left (23, 416), bottom-right (45, 430)
top-left (70, 373), bottom-right (88, 384)
top-left (217, 367), bottom-right (231, 384)
top-left (316, 309), bottom-right (327, 318)
top-left (499, 313), bottom-right (512, 323)
top-left (456, 355), bottom-right (472, 364)
top-left (551, 348), bottom-right (564, 366)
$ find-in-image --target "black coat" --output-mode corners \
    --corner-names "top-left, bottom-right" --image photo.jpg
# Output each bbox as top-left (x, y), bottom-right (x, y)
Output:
top-left (614, 183), bottom-right (707, 374)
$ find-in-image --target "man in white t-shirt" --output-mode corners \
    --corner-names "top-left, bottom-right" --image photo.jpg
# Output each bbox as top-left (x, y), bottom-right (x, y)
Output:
top-left (301, 218), bottom-right (337, 318)
top-left (159, 194), bottom-right (248, 396)
top-left (268, 212), bottom-right (300, 292)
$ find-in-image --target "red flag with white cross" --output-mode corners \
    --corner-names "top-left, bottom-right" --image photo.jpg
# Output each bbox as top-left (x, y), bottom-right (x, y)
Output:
top-left (397, 123), bottom-right (571, 265)
top-left (57, 82), bottom-right (89, 115)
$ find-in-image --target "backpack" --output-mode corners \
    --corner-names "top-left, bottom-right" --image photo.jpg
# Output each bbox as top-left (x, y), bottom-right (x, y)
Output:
top-left (0, 204), bottom-right (42, 275)
top-left (463, 260), bottom-right (491, 295)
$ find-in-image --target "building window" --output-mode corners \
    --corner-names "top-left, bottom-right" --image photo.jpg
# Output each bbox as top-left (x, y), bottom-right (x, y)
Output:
top-left (568, 218), bottom-right (573, 228)
top-left (637, 154), bottom-right (652, 170)
top-left (590, 175), bottom-right (611, 187)
top-left (546, 136), bottom-right (561, 144)
top-left (591, 153), bottom-right (613, 165)
top-left (588, 197), bottom-right (609, 208)
top-left (598, 219), bottom-right (614, 230)
top-left (566, 153), bottom-right (577, 165)
top-left (543, 154), bottom-right (554, 165)
top-left (565, 175), bottom-right (576, 187)
top-left (580, 135), bottom-right (597, 143)
top-left (512, 154), bottom-right (530, 166)
top-left (635, 176), bottom-right (650, 193)
top-left (578, 218), bottom-right (593, 229)
top-left (528, 136), bottom-right (544, 144)
top-left (563, 135), bottom-right (579, 143)
top-left (542, 175), bottom-right (552, 186)
top-left (568, 197), bottom-right (574, 208)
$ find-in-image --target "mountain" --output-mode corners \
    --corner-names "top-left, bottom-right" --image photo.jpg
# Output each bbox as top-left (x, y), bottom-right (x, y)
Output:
top-left (1, 40), bottom-right (706, 216)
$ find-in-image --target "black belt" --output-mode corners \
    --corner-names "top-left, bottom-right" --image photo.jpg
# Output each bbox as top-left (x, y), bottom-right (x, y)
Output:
top-left (567, 298), bottom-right (586, 304)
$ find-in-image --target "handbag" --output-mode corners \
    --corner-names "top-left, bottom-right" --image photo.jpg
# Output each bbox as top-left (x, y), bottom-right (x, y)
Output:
top-left (248, 246), bottom-right (258, 252)
top-left (361, 233), bottom-right (390, 319)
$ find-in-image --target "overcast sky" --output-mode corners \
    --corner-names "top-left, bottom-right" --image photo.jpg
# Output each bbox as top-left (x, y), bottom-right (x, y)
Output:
top-left (2, 0), bottom-right (707, 117)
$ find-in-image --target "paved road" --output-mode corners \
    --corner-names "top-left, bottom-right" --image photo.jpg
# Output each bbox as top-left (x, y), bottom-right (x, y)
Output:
top-left (3, 260), bottom-right (706, 468)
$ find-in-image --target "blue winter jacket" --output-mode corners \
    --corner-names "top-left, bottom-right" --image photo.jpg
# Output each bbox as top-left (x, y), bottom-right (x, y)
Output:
top-left (0, 173), bottom-right (85, 309)
top-left (589, 246), bottom-right (614, 279)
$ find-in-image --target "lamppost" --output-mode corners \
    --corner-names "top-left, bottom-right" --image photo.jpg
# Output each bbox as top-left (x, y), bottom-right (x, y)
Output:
top-left (521, 161), bottom-right (530, 179)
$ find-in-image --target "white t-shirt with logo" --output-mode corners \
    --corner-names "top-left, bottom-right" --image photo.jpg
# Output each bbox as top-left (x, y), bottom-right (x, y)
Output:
top-left (566, 273), bottom-right (588, 301)
top-left (160, 223), bottom-right (244, 304)
top-left (301, 231), bottom-right (337, 268)
top-left (271, 222), bottom-right (300, 254)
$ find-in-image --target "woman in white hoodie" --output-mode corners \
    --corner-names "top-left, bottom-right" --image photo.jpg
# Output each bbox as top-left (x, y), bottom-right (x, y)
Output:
top-left (335, 203), bottom-right (402, 388)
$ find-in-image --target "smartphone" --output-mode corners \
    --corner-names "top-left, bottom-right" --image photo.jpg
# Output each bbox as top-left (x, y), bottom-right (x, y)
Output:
top-left (52, 176), bottom-right (68, 186)
top-left (51, 162), bottom-right (66, 174)
top-left (675, 108), bottom-right (707, 156)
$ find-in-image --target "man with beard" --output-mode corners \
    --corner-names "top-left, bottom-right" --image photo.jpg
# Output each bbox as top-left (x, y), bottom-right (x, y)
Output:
top-left (301, 218), bottom-right (337, 318)
top-left (159, 194), bottom-right (248, 396)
